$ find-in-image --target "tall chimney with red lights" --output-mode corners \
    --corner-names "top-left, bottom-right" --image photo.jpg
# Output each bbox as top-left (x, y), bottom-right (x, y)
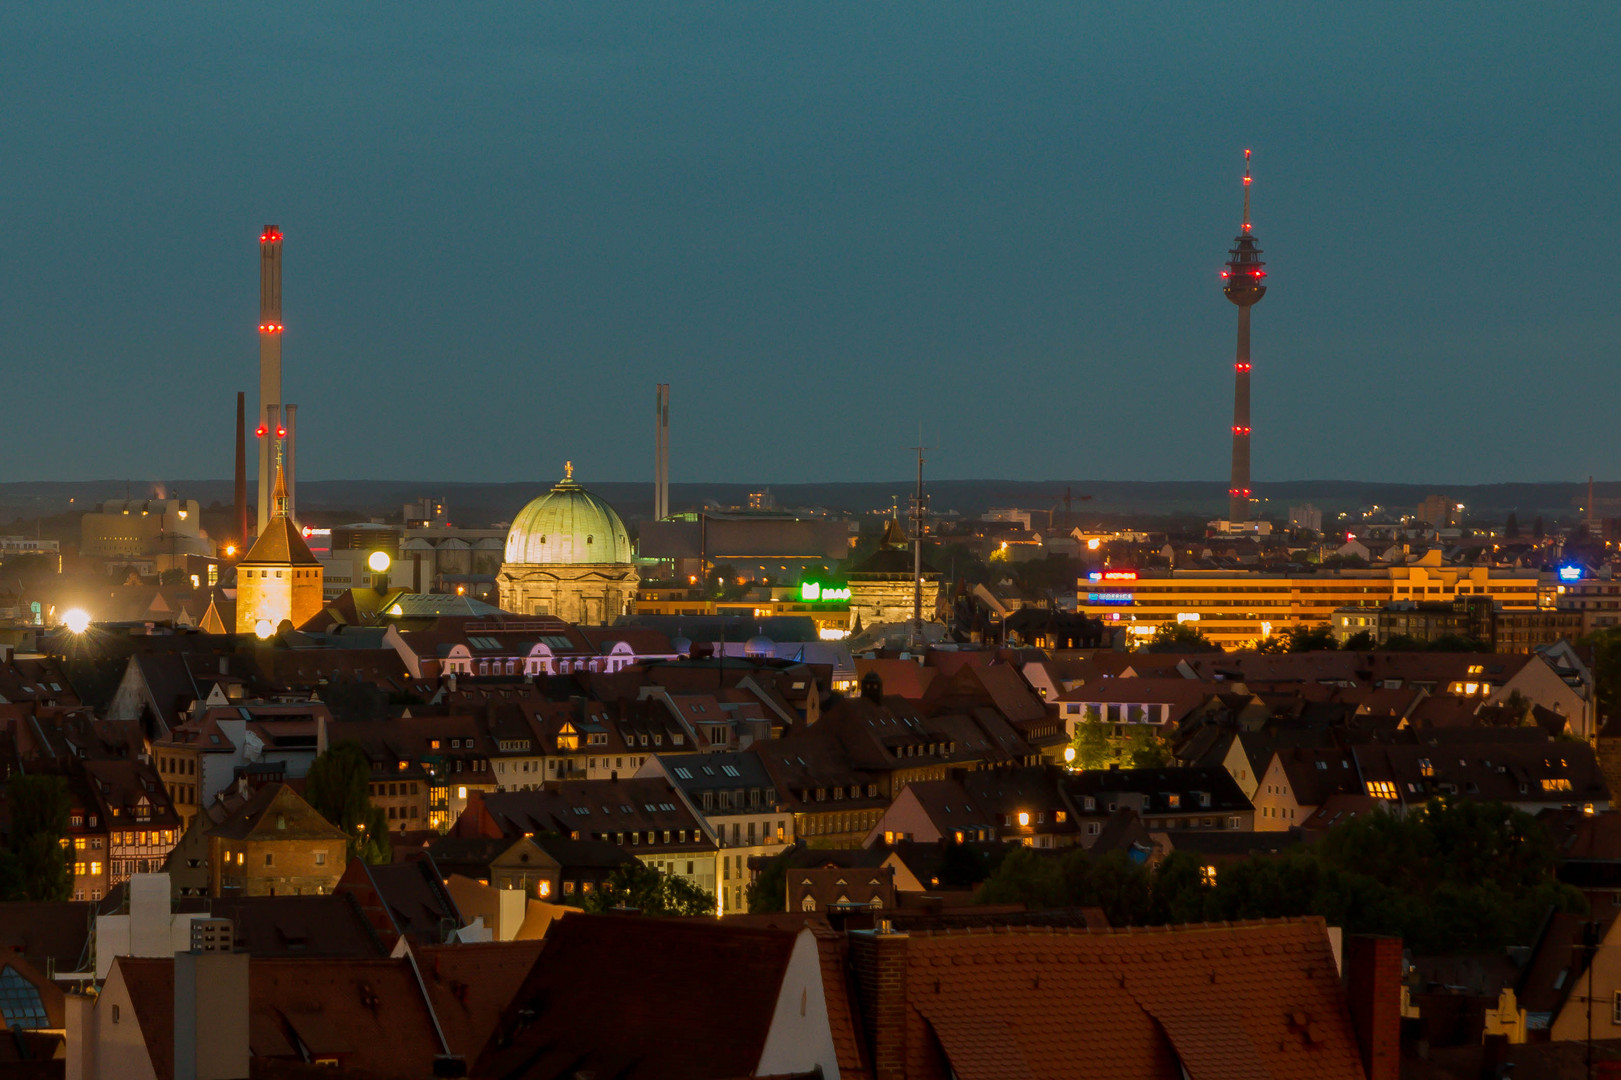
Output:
top-left (1221, 151), bottom-right (1267, 524)
top-left (255, 225), bottom-right (284, 535)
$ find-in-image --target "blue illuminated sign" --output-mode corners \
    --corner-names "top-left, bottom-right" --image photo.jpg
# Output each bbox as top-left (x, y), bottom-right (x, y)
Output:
top-left (1559, 566), bottom-right (1582, 582)
top-left (1087, 593), bottom-right (1133, 605)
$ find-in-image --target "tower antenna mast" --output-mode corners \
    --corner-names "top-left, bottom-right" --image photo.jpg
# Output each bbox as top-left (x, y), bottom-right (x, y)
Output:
top-left (1222, 149), bottom-right (1268, 524)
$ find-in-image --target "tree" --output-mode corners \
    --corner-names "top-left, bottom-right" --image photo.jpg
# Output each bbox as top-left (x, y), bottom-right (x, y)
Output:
top-left (1255, 634), bottom-right (1290, 654)
top-left (1533, 516), bottom-right (1545, 540)
top-left (1342, 630), bottom-right (1376, 651)
top-left (1, 775), bottom-right (73, 901)
top-left (1147, 622), bottom-right (1218, 653)
top-left (302, 741), bottom-right (390, 864)
top-left (1583, 627), bottom-right (1621, 728)
top-left (1285, 625), bottom-right (1337, 652)
top-left (584, 863), bottom-right (717, 917)
top-left (1504, 512), bottom-right (1520, 539)
top-left (974, 797), bottom-right (1581, 954)
top-left (1122, 724), bottom-right (1170, 768)
top-left (747, 848), bottom-right (793, 913)
top-left (1069, 719), bottom-right (1113, 771)
top-left (158, 568), bottom-right (189, 586)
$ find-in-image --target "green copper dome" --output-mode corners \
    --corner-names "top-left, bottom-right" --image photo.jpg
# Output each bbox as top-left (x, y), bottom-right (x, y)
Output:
top-left (503, 466), bottom-right (632, 566)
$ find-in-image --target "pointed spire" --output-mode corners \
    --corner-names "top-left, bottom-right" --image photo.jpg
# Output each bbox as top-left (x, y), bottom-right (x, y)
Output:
top-left (1241, 148), bottom-right (1253, 232)
top-left (273, 437), bottom-right (289, 517)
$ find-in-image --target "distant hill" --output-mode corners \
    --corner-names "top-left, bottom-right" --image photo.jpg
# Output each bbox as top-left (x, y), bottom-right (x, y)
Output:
top-left (0, 477), bottom-right (1605, 533)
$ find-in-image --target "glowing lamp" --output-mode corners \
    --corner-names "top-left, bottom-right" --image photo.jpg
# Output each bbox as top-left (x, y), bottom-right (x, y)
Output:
top-left (225, 543), bottom-right (237, 557)
top-left (62, 609), bottom-right (91, 634)
top-left (367, 551), bottom-right (392, 574)
top-left (254, 619), bottom-right (274, 640)
top-left (275, 426), bottom-right (286, 438)
top-left (255, 424), bottom-right (267, 438)
top-left (1017, 811), bottom-right (1030, 828)
top-left (1063, 747), bottom-right (1076, 764)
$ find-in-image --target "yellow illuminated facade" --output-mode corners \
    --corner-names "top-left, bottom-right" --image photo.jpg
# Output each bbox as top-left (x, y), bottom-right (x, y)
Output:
top-left (1080, 560), bottom-right (1541, 649)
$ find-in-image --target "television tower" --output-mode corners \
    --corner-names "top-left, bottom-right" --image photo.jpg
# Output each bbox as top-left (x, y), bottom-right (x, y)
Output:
top-left (1221, 150), bottom-right (1267, 523)
top-left (255, 226), bottom-right (284, 535)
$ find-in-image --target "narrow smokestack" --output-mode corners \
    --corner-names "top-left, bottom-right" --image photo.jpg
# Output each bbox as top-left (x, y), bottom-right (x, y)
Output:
top-left (283, 403), bottom-right (297, 524)
top-left (256, 225), bottom-right (284, 535)
top-left (655, 383), bottom-right (670, 521)
top-left (234, 391), bottom-right (247, 548)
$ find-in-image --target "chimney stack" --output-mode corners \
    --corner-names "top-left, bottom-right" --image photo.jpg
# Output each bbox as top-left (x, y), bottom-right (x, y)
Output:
top-left (256, 225), bottom-right (283, 535)
top-left (1344, 934), bottom-right (1402, 1080)
top-left (850, 928), bottom-right (910, 1080)
top-left (654, 383), bottom-right (670, 521)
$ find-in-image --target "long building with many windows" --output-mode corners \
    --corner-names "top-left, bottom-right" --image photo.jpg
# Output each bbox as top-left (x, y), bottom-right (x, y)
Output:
top-left (1078, 556), bottom-right (1542, 649)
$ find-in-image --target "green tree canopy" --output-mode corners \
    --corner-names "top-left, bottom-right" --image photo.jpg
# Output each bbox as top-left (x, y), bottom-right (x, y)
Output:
top-left (1, 775), bottom-right (73, 901)
top-left (584, 863), bottom-right (717, 917)
top-left (1069, 719), bottom-right (1113, 771)
top-left (1285, 625), bottom-right (1338, 652)
top-left (302, 741), bottom-right (390, 864)
top-left (1342, 630), bottom-right (1376, 651)
top-left (975, 799), bottom-right (1584, 954)
top-left (1122, 724), bottom-right (1170, 768)
top-left (746, 848), bottom-right (793, 913)
top-left (1147, 622), bottom-right (1218, 653)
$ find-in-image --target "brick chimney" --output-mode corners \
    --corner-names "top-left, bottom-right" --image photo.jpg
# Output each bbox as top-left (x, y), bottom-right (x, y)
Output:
top-left (849, 927), bottom-right (909, 1080)
top-left (1343, 934), bottom-right (1402, 1080)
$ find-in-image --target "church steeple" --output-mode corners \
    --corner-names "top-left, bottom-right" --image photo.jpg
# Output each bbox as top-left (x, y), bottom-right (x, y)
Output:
top-left (272, 438), bottom-right (290, 519)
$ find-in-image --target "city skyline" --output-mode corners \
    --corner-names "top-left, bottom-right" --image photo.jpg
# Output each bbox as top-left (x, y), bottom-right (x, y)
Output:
top-left (5, 6), bottom-right (1620, 486)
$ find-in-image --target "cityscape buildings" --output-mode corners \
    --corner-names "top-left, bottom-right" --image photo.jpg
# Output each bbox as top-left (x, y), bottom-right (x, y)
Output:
top-left (3, 11), bottom-right (1620, 1078)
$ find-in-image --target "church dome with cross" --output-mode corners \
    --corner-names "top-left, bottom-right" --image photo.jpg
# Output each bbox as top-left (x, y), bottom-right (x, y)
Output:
top-left (502, 462), bottom-right (632, 567)
top-left (497, 463), bottom-right (638, 624)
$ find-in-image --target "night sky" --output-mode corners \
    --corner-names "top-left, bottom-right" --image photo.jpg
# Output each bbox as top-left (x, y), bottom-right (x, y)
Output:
top-left (5, 6), bottom-right (1618, 486)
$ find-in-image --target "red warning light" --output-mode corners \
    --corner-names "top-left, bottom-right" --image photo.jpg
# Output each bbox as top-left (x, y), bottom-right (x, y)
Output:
top-left (255, 424), bottom-right (267, 438)
top-left (275, 426), bottom-right (287, 439)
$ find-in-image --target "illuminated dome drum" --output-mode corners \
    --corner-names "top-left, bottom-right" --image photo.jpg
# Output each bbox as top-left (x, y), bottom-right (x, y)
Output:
top-left (496, 464), bottom-right (639, 625)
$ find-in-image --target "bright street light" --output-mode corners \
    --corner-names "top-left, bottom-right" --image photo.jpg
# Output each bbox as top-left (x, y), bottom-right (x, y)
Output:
top-left (254, 619), bottom-right (274, 640)
top-left (62, 609), bottom-right (91, 634)
top-left (367, 551), bottom-right (391, 574)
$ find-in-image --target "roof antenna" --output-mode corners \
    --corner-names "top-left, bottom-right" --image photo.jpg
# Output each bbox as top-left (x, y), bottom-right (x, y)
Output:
top-left (1241, 148), bottom-right (1253, 233)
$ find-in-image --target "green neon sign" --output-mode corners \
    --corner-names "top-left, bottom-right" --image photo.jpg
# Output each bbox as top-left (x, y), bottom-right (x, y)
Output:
top-left (801, 582), bottom-right (851, 602)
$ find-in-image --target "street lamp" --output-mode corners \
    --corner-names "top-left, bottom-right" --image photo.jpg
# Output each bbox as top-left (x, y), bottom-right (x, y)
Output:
top-left (254, 619), bottom-right (274, 640)
top-left (62, 609), bottom-right (91, 634)
top-left (367, 550), bottom-right (391, 594)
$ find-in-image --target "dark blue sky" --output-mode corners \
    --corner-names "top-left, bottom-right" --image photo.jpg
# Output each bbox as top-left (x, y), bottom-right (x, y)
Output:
top-left (5, 5), bottom-right (1618, 486)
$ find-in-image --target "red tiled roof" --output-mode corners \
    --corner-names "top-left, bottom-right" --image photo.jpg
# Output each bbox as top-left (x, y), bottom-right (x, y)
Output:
top-left (893, 918), bottom-right (1365, 1080)
top-left (415, 940), bottom-right (546, 1060)
top-left (475, 914), bottom-right (804, 1080)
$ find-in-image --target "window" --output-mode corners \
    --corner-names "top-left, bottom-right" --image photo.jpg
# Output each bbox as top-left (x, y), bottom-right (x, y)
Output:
top-left (315, 852), bottom-right (326, 866)
top-left (265, 853), bottom-right (274, 867)
top-left (1366, 780), bottom-right (1399, 800)
top-left (1613, 991), bottom-right (1621, 1026)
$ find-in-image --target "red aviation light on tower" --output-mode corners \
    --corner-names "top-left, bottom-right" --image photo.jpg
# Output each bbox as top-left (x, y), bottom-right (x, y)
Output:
top-left (259, 228), bottom-right (282, 245)
top-left (275, 425), bottom-right (287, 439)
top-left (255, 424), bottom-right (268, 439)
